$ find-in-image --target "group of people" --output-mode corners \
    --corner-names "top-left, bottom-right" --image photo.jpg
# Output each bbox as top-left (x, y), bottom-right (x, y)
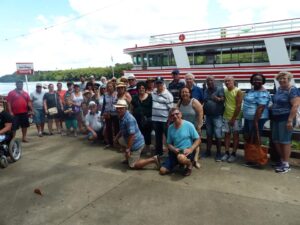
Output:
top-left (2, 70), bottom-right (299, 175)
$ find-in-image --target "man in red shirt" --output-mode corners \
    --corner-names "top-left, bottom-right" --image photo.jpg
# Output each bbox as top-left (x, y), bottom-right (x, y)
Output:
top-left (6, 80), bottom-right (33, 142)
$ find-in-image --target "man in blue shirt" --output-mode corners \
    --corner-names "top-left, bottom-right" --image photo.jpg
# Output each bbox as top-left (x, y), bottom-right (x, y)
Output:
top-left (160, 107), bottom-right (201, 176)
top-left (185, 73), bottom-right (203, 103)
top-left (114, 99), bottom-right (160, 169)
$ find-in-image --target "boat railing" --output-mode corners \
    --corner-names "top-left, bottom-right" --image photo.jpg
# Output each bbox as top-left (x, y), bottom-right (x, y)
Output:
top-left (149, 18), bottom-right (300, 45)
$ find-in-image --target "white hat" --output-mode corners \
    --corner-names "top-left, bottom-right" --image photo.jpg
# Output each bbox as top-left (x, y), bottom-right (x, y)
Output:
top-left (88, 101), bottom-right (96, 107)
top-left (127, 74), bottom-right (135, 80)
top-left (114, 99), bottom-right (128, 108)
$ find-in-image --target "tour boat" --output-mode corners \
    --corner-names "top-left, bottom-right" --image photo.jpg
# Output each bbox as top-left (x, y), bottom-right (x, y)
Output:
top-left (123, 18), bottom-right (300, 83)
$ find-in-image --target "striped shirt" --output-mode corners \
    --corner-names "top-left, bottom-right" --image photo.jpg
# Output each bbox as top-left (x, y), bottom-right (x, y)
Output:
top-left (151, 88), bottom-right (174, 122)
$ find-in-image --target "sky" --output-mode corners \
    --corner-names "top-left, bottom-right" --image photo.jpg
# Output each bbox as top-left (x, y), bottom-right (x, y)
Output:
top-left (0, 0), bottom-right (299, 76)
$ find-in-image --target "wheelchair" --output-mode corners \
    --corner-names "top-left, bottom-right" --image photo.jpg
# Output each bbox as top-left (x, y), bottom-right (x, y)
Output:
top-left (0, 136), bottom-right (22, 168)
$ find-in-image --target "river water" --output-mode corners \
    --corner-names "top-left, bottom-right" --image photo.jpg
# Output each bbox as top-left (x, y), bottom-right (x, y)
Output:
top-left (0, 81), bottom-right (70, 95)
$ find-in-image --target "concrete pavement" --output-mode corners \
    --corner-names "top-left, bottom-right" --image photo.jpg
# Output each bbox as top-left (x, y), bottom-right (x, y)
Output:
top-left (0, 127), bottom-right (300, 225)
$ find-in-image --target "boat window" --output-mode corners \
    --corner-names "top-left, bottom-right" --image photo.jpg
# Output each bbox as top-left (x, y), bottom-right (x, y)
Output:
top-left (288, 41), bottom-right (300, 61)
top-left (253, 44), bottom-right (269, 63)
top-left (133, 55), bottom-right (142, 65)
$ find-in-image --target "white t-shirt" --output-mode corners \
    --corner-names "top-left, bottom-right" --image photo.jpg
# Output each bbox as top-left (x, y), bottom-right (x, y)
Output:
top-left (85, 110), bottom-right (103, 131)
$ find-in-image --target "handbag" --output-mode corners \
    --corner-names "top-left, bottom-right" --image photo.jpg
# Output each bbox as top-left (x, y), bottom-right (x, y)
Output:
top-left (48, 107), bottom-right (58, 115)
top-left (244, 130), bottom-right (268, 165)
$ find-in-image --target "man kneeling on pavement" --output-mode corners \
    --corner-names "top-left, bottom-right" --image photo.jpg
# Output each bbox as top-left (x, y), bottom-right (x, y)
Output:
top-left (160, 107), bottom-right (201, 176)
top-left (114, 99), bottom-right (160, 169)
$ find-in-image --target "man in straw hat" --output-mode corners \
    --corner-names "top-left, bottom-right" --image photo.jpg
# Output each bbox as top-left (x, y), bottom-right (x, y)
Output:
top-left (114, 99), bottom-right (160, 169)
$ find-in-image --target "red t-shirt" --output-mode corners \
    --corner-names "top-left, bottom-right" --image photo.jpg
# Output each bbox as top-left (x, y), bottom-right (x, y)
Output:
top-left (57, 90), bottom-right (66, 104)
top-left (6, 89), bottom-right (30, 115)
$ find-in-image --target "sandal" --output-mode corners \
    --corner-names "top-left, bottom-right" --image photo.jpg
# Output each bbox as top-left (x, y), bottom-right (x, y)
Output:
top-left (153, 155), bottom-right (161, 169)
top-left (183, 167), bottom-right (192, 176)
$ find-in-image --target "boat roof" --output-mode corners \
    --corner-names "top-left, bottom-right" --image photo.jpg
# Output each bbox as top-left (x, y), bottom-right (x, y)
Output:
top-left (124, 18), bottom-right (300, 54)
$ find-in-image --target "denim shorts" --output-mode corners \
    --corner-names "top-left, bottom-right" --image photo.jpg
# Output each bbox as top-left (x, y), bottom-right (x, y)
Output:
top-left (162, 151), bottom-right (195, 172)
top-left (272, 120), bottom-right (293, 144)
top-left (222, 119), bottom-right (242, 133)
top-left (205, 115), bottom-right (223, 138)
top-left (33, 109), bottom-right (45, 125)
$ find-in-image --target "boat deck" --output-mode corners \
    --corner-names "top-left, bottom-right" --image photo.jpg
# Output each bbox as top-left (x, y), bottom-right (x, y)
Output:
top-left (1, 127), bottom-right (300, 225)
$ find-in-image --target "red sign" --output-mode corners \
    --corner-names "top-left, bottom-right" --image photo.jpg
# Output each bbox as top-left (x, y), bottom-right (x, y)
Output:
top-left (179, 34), bottom-right (185, 42)
top-left (16, 62), bottom-right (34, 75)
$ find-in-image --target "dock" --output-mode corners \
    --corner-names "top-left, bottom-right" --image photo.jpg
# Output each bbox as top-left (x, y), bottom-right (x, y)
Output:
top-left (0, 126), bottom-right (300, 225)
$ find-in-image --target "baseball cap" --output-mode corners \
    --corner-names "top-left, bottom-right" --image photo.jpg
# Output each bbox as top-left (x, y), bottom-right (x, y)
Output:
top-left (36, 83), bottom-right (42, 87)
top-left (172, 69), bottom-right (180, 75)
top-left (88, 101), bottom-right (96, 107)
top-left (155, 76), bottom-right (164, 84)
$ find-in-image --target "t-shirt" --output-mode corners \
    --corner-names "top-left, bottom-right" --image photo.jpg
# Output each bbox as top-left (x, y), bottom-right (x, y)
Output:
top-left (6, 89), bottom-right (30, 115)
top-left (191, 85), bottom-right (203, 103)
top-left (203, 87), bottom-right (225, 116)
top-left (63, 105), bottom-right (76, 120)
top-left (167, 120), bottom-right (199, 153)
top-left (168, 81), bottom-right (185, 103)
top-left (131, 94), bottom-right (152, 121)
top-left (271, 86), bottom-right (300, 120)
top-left (243, 89), bottom-right (270, 120)
top-left (30, 91), bottom-right (45, 110)
top-left (119, 111), bottom-right (145, 151)
top-left (57, 90), bottom-right (66, 104)
top-left (43, 92), bottom-right (60, 109)
top-left (152, 89), bottom-right (174, 122)
top-left (85, 110), bottom-right (102, 131)
top-left (0, 111), bottom-right (13, 135)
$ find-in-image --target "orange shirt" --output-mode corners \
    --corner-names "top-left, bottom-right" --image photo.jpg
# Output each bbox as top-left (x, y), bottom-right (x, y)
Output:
top-left (57, 90), bottom-right (66, 104)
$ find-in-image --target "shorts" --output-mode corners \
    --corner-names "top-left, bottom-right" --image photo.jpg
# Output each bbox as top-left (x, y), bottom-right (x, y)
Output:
top-left (118, 136), bottom-right (143, 168)
top-left (162, 151), bottom-right (195, 172)
top-left (272, 120), bottom-right (293, 144)
top-left (222, 119), bottom-right (242, 133)
top-left (33, 109), bottom-right (45, 125)
top-left (12, 113), bottom-right (30, 131)
top-left (205, 115), bottom-right (223, 138)
top-left (65, 119), bottom-right (78, 129)
top-left (87, 129), bottom-right (103, 140)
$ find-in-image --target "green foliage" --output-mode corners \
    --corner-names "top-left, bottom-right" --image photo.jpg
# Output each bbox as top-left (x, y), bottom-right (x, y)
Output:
top-left (0, 63), bottom-right (133, 82)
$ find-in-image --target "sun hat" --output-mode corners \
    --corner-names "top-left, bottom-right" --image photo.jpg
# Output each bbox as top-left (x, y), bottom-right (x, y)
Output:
top-left (116, 82), bottom-right (127, 88)
top-left (114, 99), bottom-right (128, 108)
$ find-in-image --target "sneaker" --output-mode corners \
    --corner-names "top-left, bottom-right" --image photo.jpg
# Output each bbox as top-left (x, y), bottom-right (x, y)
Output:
top-left (271, 161), bottom-right (282, 168)
top-left (275, 165), bottom-right (291, 174)
top-left (153, 155), bottom-right (161, 169)
top-left (215, 153), bottom-right (222, 162)
top-left (221, 154), bottom-right (230, 162)
top-left (227, 154), bottom-right (237, 163)
top-left (38, 132), bottom-right (43, 137)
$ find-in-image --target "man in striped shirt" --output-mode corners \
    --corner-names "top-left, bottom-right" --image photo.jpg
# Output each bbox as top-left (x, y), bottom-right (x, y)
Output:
top-left (152, 77), bottom-right (174, 156)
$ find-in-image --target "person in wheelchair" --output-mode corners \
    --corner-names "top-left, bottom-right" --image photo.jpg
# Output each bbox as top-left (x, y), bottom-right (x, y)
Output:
top-left (0, 110), bottom-right (13, 143)
top-left (0, 110), bottom-right (22, 168)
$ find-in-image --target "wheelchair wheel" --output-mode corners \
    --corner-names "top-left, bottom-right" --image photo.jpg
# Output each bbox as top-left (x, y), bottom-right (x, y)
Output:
top-left (9, 138), bottom-right (22, 162)
top-left (0, 156), bottom-right (8, 168)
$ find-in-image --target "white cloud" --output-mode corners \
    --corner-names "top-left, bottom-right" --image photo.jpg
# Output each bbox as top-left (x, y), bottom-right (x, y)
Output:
top-left (0, 0), bottom-right (207, 75)
top-left (3, 0), bottom-right (300, 76)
